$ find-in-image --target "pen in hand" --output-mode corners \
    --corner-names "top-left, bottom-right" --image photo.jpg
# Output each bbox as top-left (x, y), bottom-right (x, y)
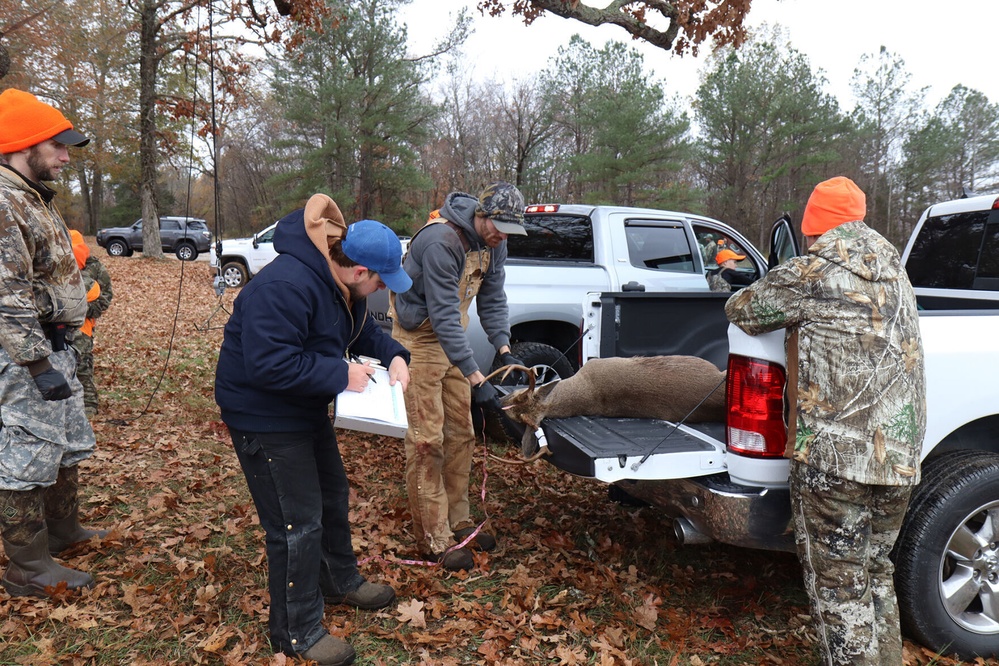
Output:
top-left (350, 354), bottom-right (377, 383)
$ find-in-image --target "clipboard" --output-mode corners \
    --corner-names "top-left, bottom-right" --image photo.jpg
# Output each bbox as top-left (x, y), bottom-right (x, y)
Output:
top-left (334, 366), bottom-right (408, 438)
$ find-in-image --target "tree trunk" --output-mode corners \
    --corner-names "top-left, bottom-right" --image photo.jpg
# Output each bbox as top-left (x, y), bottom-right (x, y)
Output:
top-left (138, 0), bottom-right (164, 258)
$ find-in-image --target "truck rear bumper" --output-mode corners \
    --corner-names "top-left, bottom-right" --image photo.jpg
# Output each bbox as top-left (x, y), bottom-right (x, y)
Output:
top-left (615, 474), bottom-right (795, 552)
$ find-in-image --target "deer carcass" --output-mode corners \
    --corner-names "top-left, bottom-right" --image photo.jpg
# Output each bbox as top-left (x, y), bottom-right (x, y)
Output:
top-left (500, 355), bottom-right (727, 430)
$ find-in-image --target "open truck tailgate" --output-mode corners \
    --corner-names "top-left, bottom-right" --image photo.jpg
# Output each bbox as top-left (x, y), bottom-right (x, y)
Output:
top-left (542, 416), bottom-right (727, 482)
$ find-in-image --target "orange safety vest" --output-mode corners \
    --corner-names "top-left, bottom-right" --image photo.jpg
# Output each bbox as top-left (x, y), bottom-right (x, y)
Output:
top-left (79, 281), bottom-right (101, 337)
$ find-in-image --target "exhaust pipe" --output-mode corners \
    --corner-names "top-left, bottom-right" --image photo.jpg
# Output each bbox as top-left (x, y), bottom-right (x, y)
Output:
top-left (673, 517), bottom-right (713, 546)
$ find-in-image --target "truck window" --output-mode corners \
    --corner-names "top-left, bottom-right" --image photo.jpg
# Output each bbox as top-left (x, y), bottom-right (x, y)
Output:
top-left (509, 214), bottom-right (594, 262)
top-left (906, 210), bottom-right (989, 289)
top-left (161, 219), bottom-right (181, 231)
top-left (624, 224), bottom-right (694, 273)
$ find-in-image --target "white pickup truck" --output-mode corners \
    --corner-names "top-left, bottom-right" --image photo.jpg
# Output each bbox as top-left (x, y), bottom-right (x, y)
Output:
top-left (524, 193), bottom-right (999, 660)
top-left (368, 203), bottom-right (777, 379)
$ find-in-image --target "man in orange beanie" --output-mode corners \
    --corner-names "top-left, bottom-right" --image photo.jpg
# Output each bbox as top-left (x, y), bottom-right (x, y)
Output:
top-left (725, 176), bottom-right (925, 665)
top-left (68, 231), bottom-right (114, 419)
top-left (0, 88), bottom-right (107, 598)
top-left (707, 247), bottom-right (752, 292)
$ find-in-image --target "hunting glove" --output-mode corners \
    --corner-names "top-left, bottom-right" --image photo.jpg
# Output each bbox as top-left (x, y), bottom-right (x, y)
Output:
top-left (472, 381), bottom-right (502, 414)
top-left (499, 352), bottom-right (528, 385)
top-left (32, 368), bottom-right (72, 401)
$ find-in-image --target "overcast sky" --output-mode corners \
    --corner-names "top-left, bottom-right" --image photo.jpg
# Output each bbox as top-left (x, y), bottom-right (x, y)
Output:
top-left (399, 0), bottom-right (998, 112)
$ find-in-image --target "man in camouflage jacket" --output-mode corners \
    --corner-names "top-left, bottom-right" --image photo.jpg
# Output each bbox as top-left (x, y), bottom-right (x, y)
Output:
top-left (725, 176), bottom-right (926, 665)
top-left (0, 89), bottom-right (107, 597)
top-left (69, 230), bottom-right (113, 419)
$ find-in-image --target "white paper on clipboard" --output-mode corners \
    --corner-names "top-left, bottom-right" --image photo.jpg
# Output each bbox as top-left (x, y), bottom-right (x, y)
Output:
top-left (333, 367), bottom-right (408, 438)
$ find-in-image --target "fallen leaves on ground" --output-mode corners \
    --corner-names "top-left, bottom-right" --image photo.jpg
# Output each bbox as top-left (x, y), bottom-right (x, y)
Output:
top-left (0, 248), bottom-right (991, 665)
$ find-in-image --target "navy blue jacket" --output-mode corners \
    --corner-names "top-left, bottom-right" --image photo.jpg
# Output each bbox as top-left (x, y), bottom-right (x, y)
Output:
top-left (214, 208), bottom-right (410, 432)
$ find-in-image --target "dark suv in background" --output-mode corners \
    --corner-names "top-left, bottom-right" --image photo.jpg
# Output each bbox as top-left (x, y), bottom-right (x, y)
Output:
top-left (96, 216), bottom-right (212, 260)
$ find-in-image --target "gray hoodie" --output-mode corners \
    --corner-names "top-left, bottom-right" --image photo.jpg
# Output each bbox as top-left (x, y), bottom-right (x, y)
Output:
top-left (393, 191), bottom-right (512, 377)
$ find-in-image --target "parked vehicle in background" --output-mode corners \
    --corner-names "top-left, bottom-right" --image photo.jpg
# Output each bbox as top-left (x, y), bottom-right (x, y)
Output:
top-left (95, 216), bottom-right (211, 260)
top-left (209, 222), bottom-right (278, 288)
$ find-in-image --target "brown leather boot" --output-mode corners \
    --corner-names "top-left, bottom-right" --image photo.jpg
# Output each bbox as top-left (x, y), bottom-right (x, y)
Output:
top-left (300, 634), bottom-right (355, 666)
top-left (1, 530), bottom-right (95, 597)
top-left (44, 466), bottom-right (107, 556)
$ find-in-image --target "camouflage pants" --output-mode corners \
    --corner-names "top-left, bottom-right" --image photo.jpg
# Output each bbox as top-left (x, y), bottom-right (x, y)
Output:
top-left (70, 333), bottom-right (98, 418)
top-left (790, 460), bottom-right (912, 666)
top-left (0, 346), bottom-right (95, 491)
top-left (393, 321), bottom-right (476, 556)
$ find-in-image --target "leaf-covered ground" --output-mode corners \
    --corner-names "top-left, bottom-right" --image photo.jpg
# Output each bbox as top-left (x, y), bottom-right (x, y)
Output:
top-left (0, 247), bottom-right (994, 665)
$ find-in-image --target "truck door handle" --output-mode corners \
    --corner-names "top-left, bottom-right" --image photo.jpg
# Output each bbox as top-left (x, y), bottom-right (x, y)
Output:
top-left (622, 281), bottom-right (646, 292)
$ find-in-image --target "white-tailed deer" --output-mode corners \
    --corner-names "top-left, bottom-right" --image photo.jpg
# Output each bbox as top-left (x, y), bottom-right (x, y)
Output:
top-left (499, 355), bottom-right (727, 430)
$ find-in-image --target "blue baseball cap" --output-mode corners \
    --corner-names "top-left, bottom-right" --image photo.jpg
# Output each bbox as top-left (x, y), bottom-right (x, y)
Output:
top-left (341, 219), bottom-right (412, 293)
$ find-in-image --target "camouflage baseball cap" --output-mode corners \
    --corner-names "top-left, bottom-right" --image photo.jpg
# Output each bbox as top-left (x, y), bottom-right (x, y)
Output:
top-left (476, 181), bottom-right (527, 236)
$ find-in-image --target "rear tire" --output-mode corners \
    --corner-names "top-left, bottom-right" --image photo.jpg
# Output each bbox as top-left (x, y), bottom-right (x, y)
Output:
top-left (481, 341), bottom-right (576, 443)
top-left (893, 450), bottom-right (999, 660)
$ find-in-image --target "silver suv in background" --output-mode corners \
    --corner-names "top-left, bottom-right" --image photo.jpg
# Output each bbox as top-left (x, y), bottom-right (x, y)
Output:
top-left (96, 216), bottom-right (212, 261)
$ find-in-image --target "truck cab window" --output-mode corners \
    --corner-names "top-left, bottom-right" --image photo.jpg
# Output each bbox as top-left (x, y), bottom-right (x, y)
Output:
top-left (508, 214), bottom-right (594, 262)
top-left (906, 210), bottom-right (989, 289)
top-left (624, 224), bottom-right (694, 272)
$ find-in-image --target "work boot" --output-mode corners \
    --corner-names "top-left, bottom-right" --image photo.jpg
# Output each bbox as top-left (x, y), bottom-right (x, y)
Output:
top-left (454, 526), bottom-right (497, 552)
top-left (44, 465), bottom-right (107, 556)
top-left (1, 530), bottom-right (95, 597)
top-left (47, 514), bottom-right (107, 556)
top-left (325, 580), bottom-right (396, 610)
top-left (300, 633), bottom-right (355, 666)
top-left (425, 547), bottom-right (474, 572)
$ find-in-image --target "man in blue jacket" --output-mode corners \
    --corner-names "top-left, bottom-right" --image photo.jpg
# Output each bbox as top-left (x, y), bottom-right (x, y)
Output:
top-left (215, 194), bottom-right (412, 666)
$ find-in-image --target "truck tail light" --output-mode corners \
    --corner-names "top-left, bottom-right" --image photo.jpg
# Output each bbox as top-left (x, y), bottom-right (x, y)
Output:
top-left (726, 354), bottom-right (787, 458)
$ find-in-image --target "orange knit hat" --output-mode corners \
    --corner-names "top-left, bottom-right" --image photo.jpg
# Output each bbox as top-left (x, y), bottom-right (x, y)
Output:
top-left (800, 177), bottom-right (866, 237)
top-left (69, 229), bottom-right (90, 269)
top-left (0, 89), bottom-right (90, 153)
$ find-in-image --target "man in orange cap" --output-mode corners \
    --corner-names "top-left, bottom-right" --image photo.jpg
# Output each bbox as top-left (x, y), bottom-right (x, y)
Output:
top-left (707, 247), bottom-right (751, 292)
top-left (725, 176), bottom-right (926, 665)
top-left (0, 88), bottom-right (107, 598)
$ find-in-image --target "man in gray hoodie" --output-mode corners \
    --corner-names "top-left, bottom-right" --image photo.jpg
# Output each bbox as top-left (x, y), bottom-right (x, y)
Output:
top-left (391, 182), bottom-right (526, 570)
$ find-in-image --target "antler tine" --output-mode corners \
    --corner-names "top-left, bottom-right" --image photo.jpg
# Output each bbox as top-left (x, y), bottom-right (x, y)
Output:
top-left (480, 364), bottom-right (536, 391)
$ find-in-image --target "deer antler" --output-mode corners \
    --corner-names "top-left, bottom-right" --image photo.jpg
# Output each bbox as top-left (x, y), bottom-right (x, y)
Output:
top-left (481, 364), bottom-right (536, 392)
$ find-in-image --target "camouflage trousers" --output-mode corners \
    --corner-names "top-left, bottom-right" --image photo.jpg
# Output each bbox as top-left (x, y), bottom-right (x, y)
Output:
top-left (790, 460), bottom-right (912, 666)
top-left (393, 321), bottom-right (476, 556)
top-left (70, 333), bottom-right (98, 419)
top-left (0, 346), bottom-right (95, 492)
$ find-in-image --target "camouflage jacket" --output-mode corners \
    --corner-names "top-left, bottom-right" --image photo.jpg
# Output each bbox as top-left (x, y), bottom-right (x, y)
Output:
top-left (0, 166), bottom-right (87, 365)
top-left (82, 256), bottom-right (113, 321)
top-left (725, 221), bottom-right (926, 486)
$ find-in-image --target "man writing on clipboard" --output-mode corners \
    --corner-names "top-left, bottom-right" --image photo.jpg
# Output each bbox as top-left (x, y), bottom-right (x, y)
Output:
top-left (214, 194), bottom-right (411, 666)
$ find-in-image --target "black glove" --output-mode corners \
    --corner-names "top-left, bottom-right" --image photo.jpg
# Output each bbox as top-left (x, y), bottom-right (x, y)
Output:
top-left (471, 381), bottom-right (502, 414)
top-left (33, 368), bottom-right (72, 401)
top-left (499, 352), bottom-right (528, 385)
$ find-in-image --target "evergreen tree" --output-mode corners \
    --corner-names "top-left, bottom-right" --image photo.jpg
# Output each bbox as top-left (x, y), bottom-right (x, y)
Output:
top-left (694, 30), bottom-right (848, 247)
top-left (269, 0), bottom-right (441, 224)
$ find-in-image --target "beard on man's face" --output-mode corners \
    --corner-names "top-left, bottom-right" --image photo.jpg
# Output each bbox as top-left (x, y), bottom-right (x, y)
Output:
top-left (26, 146), bottom-right (58, 182)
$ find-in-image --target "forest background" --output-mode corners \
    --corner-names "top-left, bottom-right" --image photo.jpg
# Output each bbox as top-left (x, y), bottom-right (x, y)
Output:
top-left (3, 0), bottom-right (998, 252)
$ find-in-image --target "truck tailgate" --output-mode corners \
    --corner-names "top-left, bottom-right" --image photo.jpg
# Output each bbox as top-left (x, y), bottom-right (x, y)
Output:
top-left (542, 416), bottom-right (726, 482)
